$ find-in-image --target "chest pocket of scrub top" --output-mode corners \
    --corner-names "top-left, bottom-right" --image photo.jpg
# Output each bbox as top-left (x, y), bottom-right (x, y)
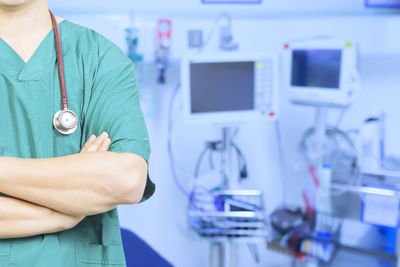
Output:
top-left (75, 243), bottom-right (126, 267)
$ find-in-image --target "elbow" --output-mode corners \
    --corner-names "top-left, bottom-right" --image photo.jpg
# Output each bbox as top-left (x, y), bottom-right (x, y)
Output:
top-left (115, 153), bottom-right (148, 205)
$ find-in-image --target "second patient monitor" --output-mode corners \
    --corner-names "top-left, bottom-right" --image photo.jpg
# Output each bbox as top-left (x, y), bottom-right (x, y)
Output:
top-left (285, 38), bottom-right (360, 107)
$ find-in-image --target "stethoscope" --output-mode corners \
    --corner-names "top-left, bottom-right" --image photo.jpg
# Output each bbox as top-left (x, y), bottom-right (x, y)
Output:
top-left (49, 10), bottom-right (78, 135)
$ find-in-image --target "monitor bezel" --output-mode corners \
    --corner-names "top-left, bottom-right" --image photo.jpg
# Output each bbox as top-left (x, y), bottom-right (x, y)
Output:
top-left (286, 39), bottom-right (358, 107)
top-left (181, 52), bottom-right (279, 125)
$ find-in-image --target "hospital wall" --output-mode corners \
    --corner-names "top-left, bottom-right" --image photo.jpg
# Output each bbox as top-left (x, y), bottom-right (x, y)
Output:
top-left (50, 1), bottom-right (400, 266)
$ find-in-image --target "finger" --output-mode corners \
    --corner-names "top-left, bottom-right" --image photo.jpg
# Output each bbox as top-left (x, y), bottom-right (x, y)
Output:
top-left (86, 133), bottom-right (108, 152)
top-left (80, 135), bottom-right (96, 153)
top-left (86, 132), bottom-right (109, 152)
top-left (98, 138), bottom-right (111, 152)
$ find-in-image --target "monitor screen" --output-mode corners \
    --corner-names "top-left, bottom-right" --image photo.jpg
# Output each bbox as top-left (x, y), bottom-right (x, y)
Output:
top-left (291, 49), bottom-right (342, 89)
top-left (190, 62), bottom-right (255, 114)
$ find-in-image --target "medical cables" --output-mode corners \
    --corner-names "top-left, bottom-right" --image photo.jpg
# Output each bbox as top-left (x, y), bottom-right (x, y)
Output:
top-left (193, 140), bottom-right (248, 182)
top-left (167, 82), bottom-right (190, 197)
top-left (167, 83), bottom-right (215, 207)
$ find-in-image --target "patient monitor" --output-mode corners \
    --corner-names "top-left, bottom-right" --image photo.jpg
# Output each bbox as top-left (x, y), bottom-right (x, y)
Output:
top-left (181, 52), bottom-right (279, 125)
top-left (285, 39), bottom-right (360, 107)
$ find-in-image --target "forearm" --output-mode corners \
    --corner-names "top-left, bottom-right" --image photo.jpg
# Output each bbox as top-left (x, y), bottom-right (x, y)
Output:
top-left (0, 152), bottom-right (147, 217)
top-left (0, 196), bottom-right (83, 239)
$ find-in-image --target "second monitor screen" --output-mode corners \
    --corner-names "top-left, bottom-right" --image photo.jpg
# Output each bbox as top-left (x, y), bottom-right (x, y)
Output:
top-left (291, 49), bottom-right (342, 89)
top-left (190, 62), bottom-right (255, 114)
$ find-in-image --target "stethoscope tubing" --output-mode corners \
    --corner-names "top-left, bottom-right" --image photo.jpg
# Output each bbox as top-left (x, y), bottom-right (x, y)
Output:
top-left (49, 10), bottom-right (68, 110)
top-left (49, 10), bottom-right (78, 135)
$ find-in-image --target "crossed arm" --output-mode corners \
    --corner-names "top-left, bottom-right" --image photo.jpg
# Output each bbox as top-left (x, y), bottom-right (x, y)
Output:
top-left (0, 133), bottom-right (148, 239)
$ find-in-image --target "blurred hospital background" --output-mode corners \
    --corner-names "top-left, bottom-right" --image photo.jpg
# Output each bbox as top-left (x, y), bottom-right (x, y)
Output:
top-left (49, 0), bottom-right (400, 266)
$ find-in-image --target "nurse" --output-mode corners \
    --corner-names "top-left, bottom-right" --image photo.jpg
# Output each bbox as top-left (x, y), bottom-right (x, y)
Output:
top-left (0, 0), bottom-right (154, 266)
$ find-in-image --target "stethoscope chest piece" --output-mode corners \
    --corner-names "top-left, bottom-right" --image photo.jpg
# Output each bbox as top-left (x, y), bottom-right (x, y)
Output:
top-left (53, 109), bottom-right (78, 135)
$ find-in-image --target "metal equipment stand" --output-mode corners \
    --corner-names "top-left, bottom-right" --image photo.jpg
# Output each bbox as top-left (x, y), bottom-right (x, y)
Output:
top-left (211, 127), bottom-right (237, 267)
top-left (313, 107), bottom-right (328, 178)
top-left (221, 127), bottom-right (235, 189)
top-left (188, 127), bottom-right (267, 267)
top-left (210, 242), bottom-right (238, 267)
top-left (307, 107), bottom-right (328, 267)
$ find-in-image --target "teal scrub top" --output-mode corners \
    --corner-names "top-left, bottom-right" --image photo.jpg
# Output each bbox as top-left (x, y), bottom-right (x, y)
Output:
top-left (0, 20), bottom-right (155, 267)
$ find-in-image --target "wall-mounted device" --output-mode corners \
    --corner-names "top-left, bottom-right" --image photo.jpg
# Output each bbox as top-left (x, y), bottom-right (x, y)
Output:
top-left (181, 52), bottom-right (279, 125)
top-left (156, 19), bottom-right (172, 84)
top-left (284, 39), bottom-right (360, 107)
top-left (125, 27), bottom-right (143, 62)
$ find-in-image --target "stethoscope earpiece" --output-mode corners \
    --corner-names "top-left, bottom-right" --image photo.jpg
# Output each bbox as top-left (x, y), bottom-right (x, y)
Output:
top-left (49, 10), bottom-right (78, 135)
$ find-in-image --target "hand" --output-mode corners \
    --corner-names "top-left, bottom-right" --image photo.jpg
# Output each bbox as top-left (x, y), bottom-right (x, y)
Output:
top-left (81, 132), bottom-right (111, 153)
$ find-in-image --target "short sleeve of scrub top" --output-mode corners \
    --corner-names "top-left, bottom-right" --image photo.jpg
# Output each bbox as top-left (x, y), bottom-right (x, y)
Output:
top-left (81, 35), bottom-right (155, 202)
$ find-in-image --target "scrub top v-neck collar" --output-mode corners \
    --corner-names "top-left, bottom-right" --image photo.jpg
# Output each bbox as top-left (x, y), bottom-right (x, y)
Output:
top-left (0, 20), bottom-right (68, 81)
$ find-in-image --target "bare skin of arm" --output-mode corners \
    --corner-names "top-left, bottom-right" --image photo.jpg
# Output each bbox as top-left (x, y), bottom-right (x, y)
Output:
top-left (0, 132), bottom-right (148, 217)
top-left (0, 196), bottom-right (83, 239)
top-left (0, 134), bottom-right (116, 239)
